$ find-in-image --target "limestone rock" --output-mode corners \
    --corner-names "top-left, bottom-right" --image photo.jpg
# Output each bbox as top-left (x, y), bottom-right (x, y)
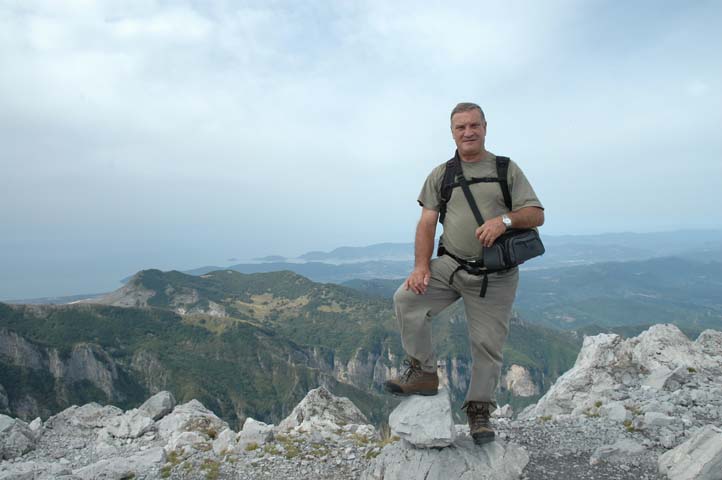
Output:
top-left (589, 438), bottom-right (646, 465)
top-left (599, 402), bottom-right (631, 423)
top-left (138, 390), bottom-right (175, 421)
top-left (389, 389), bottom-right (456, 448)
top-left (212, 428), bottom-right (238, 455)
top-left (492, 404), bottom-right (514, 419)
top-left (695, 330), bottom-right (722, 358)
top-left (237, 417), bottom-right (274, 449)
top-left (166, 431), bottom-right (207, 453)
top-left (362, 434), bottom-right (528, 480)
top-left (504, 365), bottom-right (539, 397)
top-left (46, 403), bottom-right (123, 430)
top-left (658, 425), bottom-right (722, 480)
top-left (0, 414), bottom-right (37, 460)
top-left (0, 460), bottom-right (73, 480)
top-left (156, 399), bottom-right (228, 441)
top-left (73, 446), bottom-right (166, 479)
top-left (521, 324), bottom-right (722, 420)
top-left (278, 386), bottom-right (368, 433)
top-left (103, 408), bottom-right (154, 439)
top-left (28, 417), bottom-right (42, 432)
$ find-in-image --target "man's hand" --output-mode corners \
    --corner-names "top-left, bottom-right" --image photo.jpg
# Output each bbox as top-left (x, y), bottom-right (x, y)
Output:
top-left (404, 266), bottom-right (431, 295)
top-left (475, 216), bottom-right (506, 247)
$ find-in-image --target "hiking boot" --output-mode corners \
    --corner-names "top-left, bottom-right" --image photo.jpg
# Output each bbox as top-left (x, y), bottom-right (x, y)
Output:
top-left (384, 358), bottom-right (439, 396)
top-left (463, 401), bottom-right (495, 445)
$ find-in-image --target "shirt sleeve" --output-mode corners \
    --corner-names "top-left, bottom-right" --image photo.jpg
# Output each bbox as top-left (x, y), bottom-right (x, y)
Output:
top-left (416, 165), bottom-right (444, 211)
top-left (509, 160), bottom-right (544, 211)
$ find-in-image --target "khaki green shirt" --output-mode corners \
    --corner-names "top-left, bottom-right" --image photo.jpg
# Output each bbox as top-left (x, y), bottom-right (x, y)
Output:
top-left (418, 151), bottom-right (543, 260)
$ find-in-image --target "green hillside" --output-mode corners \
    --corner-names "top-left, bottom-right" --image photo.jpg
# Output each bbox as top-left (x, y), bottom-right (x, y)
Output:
top-left (0, 302), bottom-right (392, 427)
top-left (516, 257), bottom-right (722, 330)
top-left (1, 268), bottom-right (581, 426)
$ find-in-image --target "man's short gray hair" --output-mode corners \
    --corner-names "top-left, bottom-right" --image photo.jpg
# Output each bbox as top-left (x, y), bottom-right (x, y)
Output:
top-left (450, 102), bottom-right (485, 123)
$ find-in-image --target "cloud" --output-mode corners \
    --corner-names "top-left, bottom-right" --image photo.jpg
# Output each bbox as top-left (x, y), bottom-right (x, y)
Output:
top-left (1, 1), bottom-right (721, 297)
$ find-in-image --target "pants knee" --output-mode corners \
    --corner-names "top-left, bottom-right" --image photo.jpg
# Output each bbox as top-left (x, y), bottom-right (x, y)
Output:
top-left (393, 284), bottom-right (415, 310)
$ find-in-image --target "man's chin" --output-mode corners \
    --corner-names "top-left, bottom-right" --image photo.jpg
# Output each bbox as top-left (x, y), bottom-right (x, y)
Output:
top-left (459, 144), bottom-right (483, 156)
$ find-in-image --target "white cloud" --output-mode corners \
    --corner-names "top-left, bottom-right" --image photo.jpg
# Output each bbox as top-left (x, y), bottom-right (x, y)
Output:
top-left (1, 0), bottom-right (721, 297)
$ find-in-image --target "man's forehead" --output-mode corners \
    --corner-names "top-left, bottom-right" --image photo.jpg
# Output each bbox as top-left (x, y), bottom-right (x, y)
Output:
top-left (451, 110), bottom-right (483, 126)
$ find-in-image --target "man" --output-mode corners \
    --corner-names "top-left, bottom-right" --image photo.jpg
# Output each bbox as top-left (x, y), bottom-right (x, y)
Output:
top-left (384, 102), bottom-right (544, 445)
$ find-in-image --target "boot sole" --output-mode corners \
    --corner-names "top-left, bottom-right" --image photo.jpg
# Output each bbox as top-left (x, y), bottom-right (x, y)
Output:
top-left (389, 390), bottom-right (439, 397)
top-left (471, 432), bottom-right (495, 445)
top-left (384, 385), bottom-right (438, 396)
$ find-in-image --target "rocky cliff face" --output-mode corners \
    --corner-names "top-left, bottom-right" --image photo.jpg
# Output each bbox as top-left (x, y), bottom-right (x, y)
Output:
top-left (0, 328), bottom-right (136, 419)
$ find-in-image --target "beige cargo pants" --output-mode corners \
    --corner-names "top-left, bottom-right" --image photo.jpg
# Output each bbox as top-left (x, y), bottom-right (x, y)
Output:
top-left (393, 254), bottom-right (519, 404)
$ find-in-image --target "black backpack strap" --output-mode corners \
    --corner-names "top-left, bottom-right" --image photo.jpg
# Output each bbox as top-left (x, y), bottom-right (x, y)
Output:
top-left (496, 156), bottom-right (513, 211)
top-left (438, 156), bottom-right (458, 224)
top-left (455, 155), bottom-right (486, 227)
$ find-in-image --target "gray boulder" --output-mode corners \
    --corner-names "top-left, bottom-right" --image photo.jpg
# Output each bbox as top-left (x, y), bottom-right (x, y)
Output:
top-left (389, 388), bottom-right (456, 448)
top-left (589, 438), bottom-right (646, 465)
top-left (102, 408), bottom-right (154, 439)
top-left (156, 399), bottom-right (228, 441)
top-left (658, 425), bottom-right (722, 480)
top-left (0, 414), bottom-right (37, 460)
top-left (138, 390), bottom-right (175, 421)
top-left (237, 417), bottom-right (274, 449)
top-left (362, 434), bottom-right (528, 480)
top-left (0, 460), bottom-right (74, 480)
top-left (278, 386), bottom-right (368, 433)
top-left (212, 428), bottom-right (238, 455)
top-left (73, 446), bottom-right (165, 479)
top-left (45, 403), bottom-right (123, 430)
top-left (492, 404), bottom-right (514, 419)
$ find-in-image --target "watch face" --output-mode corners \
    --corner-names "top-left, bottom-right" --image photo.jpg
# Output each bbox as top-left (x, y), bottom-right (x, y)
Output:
top-left (503, 216), bottom-right (512, 227)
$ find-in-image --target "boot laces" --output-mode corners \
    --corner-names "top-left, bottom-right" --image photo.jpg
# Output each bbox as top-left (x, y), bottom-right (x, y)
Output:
top-left (462, 401), bottom-right (490, 429)
top-left (401, 358), bottom-right (422, 382)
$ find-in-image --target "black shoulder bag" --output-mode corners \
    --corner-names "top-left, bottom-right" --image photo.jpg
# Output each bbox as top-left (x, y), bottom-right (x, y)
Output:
top-left (455, 156), bottom-right (545, 272)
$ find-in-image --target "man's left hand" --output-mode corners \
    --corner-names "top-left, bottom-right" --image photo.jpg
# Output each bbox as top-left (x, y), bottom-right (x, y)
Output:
top-left (475, 217), bottom-right (506, 247)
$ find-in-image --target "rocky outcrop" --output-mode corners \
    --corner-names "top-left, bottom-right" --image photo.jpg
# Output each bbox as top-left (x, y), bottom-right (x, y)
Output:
top-left (362, 435), bottom-right (529, 480)
top-left (389, 388), bottom-right (456, 448)
top-left (521, 325), bottom-right (722, 437)
top-left (139, 390), bottom-right (175, 421)
top-left (0, 414), bottom-right (37, 460)
top-left (277, 386), bottom-right (368, 433)
top-left (517, 324), bottom-right (722, 478)
top-left (504, 364), bottom-right (539, 397)
top-left (366, 388), bottom-right (528, 479)
top-left (658, 425), bottom-right (722, 480)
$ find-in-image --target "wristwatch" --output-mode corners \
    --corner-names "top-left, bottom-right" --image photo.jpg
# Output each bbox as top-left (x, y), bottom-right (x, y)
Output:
top-left (501, 214), bottom-right (512, 229)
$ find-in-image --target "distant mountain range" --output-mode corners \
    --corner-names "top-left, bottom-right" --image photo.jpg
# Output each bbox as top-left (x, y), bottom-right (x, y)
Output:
top-left (251, 229), bottom-right (722, 266)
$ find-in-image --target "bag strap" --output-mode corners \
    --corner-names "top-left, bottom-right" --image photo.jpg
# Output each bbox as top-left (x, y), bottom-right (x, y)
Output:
top-left (439, 156), bottom-right (458, 224)
top-left (439, 152), bottom-right (513, 224)
top-left (496, 156), bottom-right (513, 211)
top-left (455, 154), bottom-right (486, 227)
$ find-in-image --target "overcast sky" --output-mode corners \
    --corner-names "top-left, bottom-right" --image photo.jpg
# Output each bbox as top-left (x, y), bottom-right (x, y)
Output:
top-left (1, 0), bottom-right (721, 299)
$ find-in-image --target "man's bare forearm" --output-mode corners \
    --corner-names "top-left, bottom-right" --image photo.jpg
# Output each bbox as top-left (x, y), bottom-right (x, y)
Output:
top-left (508, 207), bottom-right (544, 229)
top-left (414, 219), bottom-right (437, 270)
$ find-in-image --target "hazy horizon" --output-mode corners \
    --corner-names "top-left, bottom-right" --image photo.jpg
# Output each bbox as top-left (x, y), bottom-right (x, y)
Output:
top-left (2, 2), bottom-right (721, 299)
top-left (3, 228), bottom-right (722, 301)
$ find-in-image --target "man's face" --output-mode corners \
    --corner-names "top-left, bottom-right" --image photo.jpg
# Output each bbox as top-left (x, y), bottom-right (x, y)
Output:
top-left (451, 110), bottom-right (486, 157)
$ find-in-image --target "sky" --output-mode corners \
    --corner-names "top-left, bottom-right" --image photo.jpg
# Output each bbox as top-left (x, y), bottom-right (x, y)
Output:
top-left (1, 0), bottom-right (721, 299)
